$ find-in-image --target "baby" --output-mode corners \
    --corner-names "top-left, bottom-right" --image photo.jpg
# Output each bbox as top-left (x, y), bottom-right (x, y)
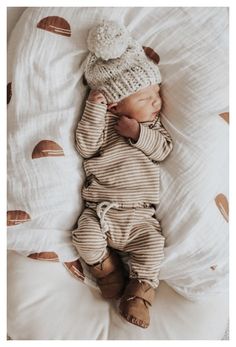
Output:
top-left (72, 20), bottom-right (173, 329)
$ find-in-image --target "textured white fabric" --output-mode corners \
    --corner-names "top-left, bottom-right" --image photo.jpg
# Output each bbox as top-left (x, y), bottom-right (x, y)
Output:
top-left (87, 20), bottom-right (129, 60)
top-left (7, 7), bottom-right (228, 301)
top-left (85, 20), bottom-right (162, 103)
top-left (7, 251), bottom-right (229, 340)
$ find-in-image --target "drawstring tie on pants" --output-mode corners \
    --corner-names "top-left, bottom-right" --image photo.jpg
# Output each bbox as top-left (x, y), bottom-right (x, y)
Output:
top-left (96, 201), bottom-right (119, 237)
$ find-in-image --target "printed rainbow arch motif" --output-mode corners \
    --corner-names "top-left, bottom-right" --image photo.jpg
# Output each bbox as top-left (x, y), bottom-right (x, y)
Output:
top-left (7, 210), bottom-right (31, 226)
top-left (37, 16), bottom-right (71, 37)
top-left (28, 252), bottom-right (59, 261)
top-left (28, 252), bottom-right (85, 282)
top-left (215, 194), bottom-right (229, 223)
top-left (7, 82), bottom-right (12, 104)
top-left (219, 112), bottom-right (229, 124)
top-left (214, 112), bottom-right (229, 224)
top-left (143, 46), bottom-right (160, 64)
top-left (63, 259), bottom-right (85, 281)
top-left (32, 140), bottom-right (64, 159)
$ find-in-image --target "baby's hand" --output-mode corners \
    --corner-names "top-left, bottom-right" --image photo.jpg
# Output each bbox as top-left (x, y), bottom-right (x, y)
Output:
top-left (88, 90), bottom-right (107, 105)
top-left (114, 116), bottom-right (140, 142)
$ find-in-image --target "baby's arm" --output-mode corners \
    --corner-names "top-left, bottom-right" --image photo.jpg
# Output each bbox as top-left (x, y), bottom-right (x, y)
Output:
top-left (130, 117), bottom-right (173, 162)
top-left (75, 90), bottom-right (107, 158)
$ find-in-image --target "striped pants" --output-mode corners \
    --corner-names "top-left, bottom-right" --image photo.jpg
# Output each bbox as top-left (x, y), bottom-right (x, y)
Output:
top-left (72, 202), bottom-right (165, 288)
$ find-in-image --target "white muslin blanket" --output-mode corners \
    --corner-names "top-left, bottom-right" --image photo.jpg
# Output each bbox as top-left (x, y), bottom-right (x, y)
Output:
top-left (7, 7), bottom-right (229, 300)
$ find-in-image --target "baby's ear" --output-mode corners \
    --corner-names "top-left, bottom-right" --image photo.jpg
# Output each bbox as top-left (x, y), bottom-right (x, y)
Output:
top-left (143, 46), bottom-right (160, 64)
top-left (107, 102), bottom-right (118, 111)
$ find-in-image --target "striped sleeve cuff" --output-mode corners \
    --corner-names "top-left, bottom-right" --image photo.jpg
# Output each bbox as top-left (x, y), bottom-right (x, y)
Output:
top-left (130, 124), bottom-right (158, 156)
top-left (84, 100), bottom-right (107, 122)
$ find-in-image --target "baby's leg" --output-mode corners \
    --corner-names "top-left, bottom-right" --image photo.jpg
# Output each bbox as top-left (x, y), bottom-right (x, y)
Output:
top-left (124, 217), bottom-right (165, 288)
top-left (72, 207), bottom-right (108, 265)
top-left (72, 207), bottom-right (126, 299)
top-left (119, 212), bottom-right (165, 328)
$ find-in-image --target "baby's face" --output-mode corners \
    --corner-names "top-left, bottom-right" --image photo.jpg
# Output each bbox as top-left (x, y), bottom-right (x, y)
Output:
top-left (108, 84), bottom-right (162, 122)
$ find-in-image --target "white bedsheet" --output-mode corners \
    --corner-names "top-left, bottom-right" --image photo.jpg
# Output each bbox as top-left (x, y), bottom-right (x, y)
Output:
top-left (7, 251), bottom-right (228, 340)
top-left (7, 7), bottom-right (229, 302)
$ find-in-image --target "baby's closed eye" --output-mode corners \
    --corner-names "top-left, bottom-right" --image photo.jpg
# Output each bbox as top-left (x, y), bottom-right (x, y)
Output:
top-left (139, 96), bottom-right (150, 102)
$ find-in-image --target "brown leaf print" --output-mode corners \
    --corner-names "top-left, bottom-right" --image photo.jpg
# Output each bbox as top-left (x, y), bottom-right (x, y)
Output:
top-left (37, 16), bottom-right (71, 37)
top-left (64, 259), bottom-right (85, 281)
top-left (215, 194), bottom-right (229, 223)
top-left (32, 140), bottom-right (64, 159)
top-left (143, 46), bottom-right (160, 64)
top-left (7, 82), bottom-right (12, 104)
top-left (219, 112), bottom-right (229, 124)
top-left (28, 252), bottom-right (59, 261)
top-left (7, 210), bottom-right (31, 226)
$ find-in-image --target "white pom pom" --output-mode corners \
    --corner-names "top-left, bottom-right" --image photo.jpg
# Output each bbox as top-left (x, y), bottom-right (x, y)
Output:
top-left (87, 20), bottom-right (129, 61)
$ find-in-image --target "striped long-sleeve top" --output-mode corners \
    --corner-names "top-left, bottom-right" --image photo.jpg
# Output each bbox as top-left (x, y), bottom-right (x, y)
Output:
top-left (75, 101), bottom-right (173, 205)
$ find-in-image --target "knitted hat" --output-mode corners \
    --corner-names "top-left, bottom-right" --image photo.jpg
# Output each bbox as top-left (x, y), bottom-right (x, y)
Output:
top-left (84, 20), bottom-right (162, 104)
